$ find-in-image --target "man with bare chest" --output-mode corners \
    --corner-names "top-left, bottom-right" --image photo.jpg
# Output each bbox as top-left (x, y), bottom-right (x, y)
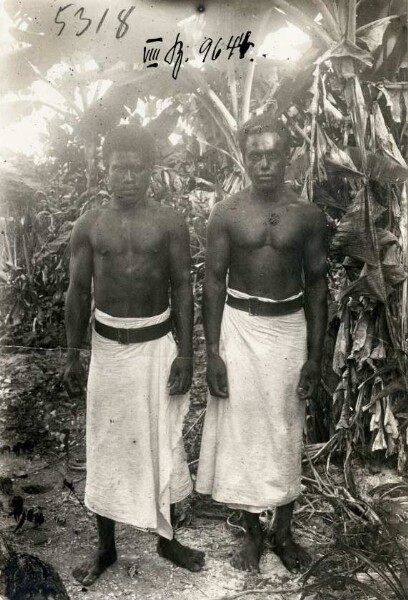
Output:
top-left (64, 125), bottom-right (204, 585)
top-left (196, 115), bottom-right (327, 572)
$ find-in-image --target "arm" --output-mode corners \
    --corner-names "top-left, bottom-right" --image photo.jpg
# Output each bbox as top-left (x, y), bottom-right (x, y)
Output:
top-left (63, 215), bottom-right (93, 397)
top-left (298, 207), bottom-right (328, 400)
top-left (168, 214), bottom-right (194, 395)
top-left (202, 203), bottom-right (230, 397)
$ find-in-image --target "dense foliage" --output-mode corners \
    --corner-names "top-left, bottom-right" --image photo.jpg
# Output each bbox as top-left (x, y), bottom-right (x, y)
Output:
top-left (0, 0), bottom-right (407, 470)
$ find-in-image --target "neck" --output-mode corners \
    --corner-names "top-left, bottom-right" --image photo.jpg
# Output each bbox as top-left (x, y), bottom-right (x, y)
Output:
top-left (111, 194), bottom-right (148, 211)
top-left (250, 181), bottom-right (284, 204)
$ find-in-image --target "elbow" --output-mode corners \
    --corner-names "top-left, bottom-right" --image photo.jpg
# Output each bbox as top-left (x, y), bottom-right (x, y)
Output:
top-left (203, 273), bottom-right (226, 294)
top-left (65, 284), bottom-right (91, 308)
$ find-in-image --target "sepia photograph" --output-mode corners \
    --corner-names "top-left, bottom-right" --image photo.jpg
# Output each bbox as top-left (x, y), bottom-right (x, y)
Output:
top-left (0, 1), bottom-right (407, 599)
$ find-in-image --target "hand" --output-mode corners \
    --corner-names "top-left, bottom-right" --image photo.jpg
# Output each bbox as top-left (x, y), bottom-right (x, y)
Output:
top-left (63, 358), bottom-right (86, 398)
top-left (297, 359), bottom-right (320, 400)
top-left (168, 356), bottom-right (193, 395)
top-left (207, 354), bottom-right (228, 398)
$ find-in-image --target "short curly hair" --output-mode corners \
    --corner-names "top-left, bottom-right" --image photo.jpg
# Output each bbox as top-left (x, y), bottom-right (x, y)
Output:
top-left (238, 114), bottom-right (291, 158)
top-left (102, 124), bottom-right (156, 168)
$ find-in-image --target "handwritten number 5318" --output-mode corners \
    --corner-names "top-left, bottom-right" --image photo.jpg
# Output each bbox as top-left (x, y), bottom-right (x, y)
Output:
top-left (55, 5), bottom-right (135, 38)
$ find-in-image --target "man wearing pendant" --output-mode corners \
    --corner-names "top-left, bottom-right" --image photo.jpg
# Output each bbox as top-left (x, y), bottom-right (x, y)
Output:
top-left (196, 114), bottom-right (328, 572)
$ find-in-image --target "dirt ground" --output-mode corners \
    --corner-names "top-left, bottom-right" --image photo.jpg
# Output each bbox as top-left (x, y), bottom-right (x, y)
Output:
top-left (1, 351), bottom-right (407, 600)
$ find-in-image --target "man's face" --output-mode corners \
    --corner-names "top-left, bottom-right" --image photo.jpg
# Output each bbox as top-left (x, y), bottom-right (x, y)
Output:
top-left (244, 131), bottom-right (288, 192)
top-left (107, 150), bottom-right (152, 206)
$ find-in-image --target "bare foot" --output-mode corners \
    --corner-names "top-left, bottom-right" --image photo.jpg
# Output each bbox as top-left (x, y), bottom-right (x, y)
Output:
top-left (157, 538), bottom-right (205, 572)
top-left (231, 534), bottom-right (264, 572)
top-left (72, 549), bottom-right (117, 586)
top-left (273, 535), bottom-right (310, 573)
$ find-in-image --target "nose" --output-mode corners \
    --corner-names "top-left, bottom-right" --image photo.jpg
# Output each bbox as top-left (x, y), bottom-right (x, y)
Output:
top-left (259, 155), bottom-right (268, 169)
top-left (124, 169), bottom-right (134, 182)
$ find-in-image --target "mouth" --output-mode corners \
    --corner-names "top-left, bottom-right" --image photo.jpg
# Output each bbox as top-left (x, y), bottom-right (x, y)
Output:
top-left (119, 188), bottom-right (138, 196)
top-left (256, 176), bottom-right (274, 183)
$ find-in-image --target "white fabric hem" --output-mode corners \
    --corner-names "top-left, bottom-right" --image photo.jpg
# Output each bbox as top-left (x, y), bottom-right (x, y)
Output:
top-left (227, 287), bottom-right (303, 304)
top-left (85, 483), bottom-right (193, 540)
top-left (94, 306), bottom-right (171, 328)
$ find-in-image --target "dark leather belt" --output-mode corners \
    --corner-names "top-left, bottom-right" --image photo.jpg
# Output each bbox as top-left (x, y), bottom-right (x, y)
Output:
top-left (94, 316), bottom-right (172, 344)
top-left (226, 294), bottom-right (303, 316)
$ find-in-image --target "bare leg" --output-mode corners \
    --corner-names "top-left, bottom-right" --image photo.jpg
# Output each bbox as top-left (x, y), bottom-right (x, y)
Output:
top-left (157, 504), bottom-right (205, 572)
top-left (231, 511), bottom-right (264, 572)
top-left (72, 515), bottom-right (117, 586)
top-left (273, 501), bottom-right (310, 573)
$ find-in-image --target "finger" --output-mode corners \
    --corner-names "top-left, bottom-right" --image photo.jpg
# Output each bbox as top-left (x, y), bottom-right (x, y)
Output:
top-left (177, 373), bottom-right (189, 395)
top-left (66, 383), bottom-right (82, 399)
top-left (63, 376), bottom-right (76, 397)
top-left (297, 373), bottom-right (308, 398)
top-left (169, 375), bottom-right (181, 395)
top-left (76, 376), bottom-right (85, 395)
top-left (213, 384), bottom-right (228, 399)
top-left (208, 378), bottom-right (223, 398)
top-left (167, 366), bottom-right (177, 388)
top-left (218, 372), bottom-right (229, 396)
top-left (180, 374), bottom-right (192, 394)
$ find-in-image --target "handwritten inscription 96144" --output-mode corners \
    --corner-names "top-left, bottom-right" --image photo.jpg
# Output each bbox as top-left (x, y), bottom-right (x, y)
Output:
top-left (54, 5), bottom-right (255, 80)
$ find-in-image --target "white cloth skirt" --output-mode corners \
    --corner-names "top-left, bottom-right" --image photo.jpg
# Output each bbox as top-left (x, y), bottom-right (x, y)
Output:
top-left (196, 291), bottom-right (307, 512)
top-left (85, 308), bottom-right (192, 540)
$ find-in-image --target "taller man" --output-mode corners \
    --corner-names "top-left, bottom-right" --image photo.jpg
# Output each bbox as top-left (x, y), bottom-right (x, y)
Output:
top-left (64, 125), bottom-right (204, 585)
top-left (196, 115), bottom-right (328, 573)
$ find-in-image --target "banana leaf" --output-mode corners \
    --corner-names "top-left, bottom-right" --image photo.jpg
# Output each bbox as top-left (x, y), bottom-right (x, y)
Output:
top-left (316, 38), bottom-right (373, 67)
top-left (378, 83), bottom-right (403, 123)
top-left (373, 377), bottom-right (408, 401)
top-left (357, 16), bottom-right (399, 52)
top-left (332, 189), bottom-right (380, 265)
top-left (340, 263), bottom-right (397, 302)
top-left (372, 102), bottom-right (406, 167)
top-left (348, 147), bottom-right (408, 183)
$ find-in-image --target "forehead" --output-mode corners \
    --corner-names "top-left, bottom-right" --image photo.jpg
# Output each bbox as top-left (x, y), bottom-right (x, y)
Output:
top-left (245, 131), bottom-right (286, 154)
top-left (108, 150), bottom-right (146, 166)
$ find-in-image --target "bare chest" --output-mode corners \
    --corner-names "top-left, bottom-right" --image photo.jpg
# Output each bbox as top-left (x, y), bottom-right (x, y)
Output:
top-left (229, 206), bottom-right (303, 251)
top-left (91, 215), bottom-right (166, 258)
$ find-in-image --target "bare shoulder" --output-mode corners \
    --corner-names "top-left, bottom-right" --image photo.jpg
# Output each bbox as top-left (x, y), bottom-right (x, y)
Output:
top-left (209, 190), bottom-right (246, 224)
top-left (71, 208), bottom-right (104, 242)
top-left (284, 188), bottom-right (326, 231)
top-left (151, 202), bottom-right (188, 236)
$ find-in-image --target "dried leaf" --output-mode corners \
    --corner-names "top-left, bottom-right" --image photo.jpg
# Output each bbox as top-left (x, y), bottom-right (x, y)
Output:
top-left (325, 143), bottom-right (363, 177)
top-left (382, 263), bottom-right (408, 286)
top-left (348, 147), bottom-right (408, 183)
top-left (384, 398), bottom-right (399, 439)
top-left (376, 229), bottom-right (399, 246)
top-left (373, 377), bottom-right (408, 401)
top-left (373, 102), bottom-right (406, 167)
top-left (340, 264), bottom-right (387, 302)
top-left (370, 398), bottom-right (382, 431)
top-left (357, 17), bottom-right (397, 52)
top-left (316, 39), bottom-right (373, 68)
top-left (378, 84), bottom-right (403, 122)
top-left (372, 427), bottom-right (387, 451)
top-left (332, 189), bottom-right (379, 265)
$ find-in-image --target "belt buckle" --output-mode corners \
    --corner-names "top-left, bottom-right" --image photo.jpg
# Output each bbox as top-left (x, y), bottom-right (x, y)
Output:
top-left (117, 328), bottom-right (130, 345)
top-left (248, 297), bottom-right (259, 316)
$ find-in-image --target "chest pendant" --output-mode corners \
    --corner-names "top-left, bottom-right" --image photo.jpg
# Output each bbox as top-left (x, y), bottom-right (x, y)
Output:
top-left (268, 212), bottom-right (280, 226)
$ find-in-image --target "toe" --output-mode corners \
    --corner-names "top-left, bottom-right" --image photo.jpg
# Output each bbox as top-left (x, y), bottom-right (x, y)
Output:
top-left (72, 566), bottom-right (85, 583)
